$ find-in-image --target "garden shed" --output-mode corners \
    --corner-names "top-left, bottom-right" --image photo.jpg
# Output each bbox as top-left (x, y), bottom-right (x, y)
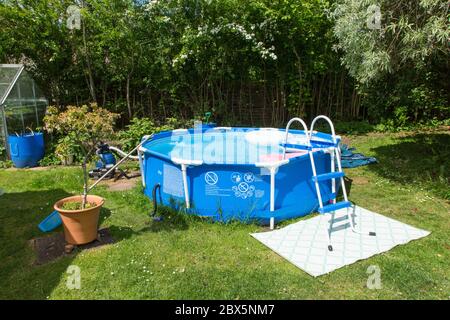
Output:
top-left (0, 64), bottom-right (47, 157)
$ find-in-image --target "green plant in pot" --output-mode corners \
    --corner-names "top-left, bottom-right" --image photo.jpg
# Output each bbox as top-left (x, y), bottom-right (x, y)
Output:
top-left (55, 135), bottom-right (79, 166)
top-left (44, 104), bottom-right (119, 245)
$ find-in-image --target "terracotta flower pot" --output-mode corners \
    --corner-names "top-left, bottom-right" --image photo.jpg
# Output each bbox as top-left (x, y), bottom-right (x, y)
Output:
top-left (54, 195), bottom-right (104, 245)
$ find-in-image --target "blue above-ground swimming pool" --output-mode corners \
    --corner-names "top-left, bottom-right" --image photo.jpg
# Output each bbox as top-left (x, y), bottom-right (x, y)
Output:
top-left (138, 125), bottom-right (341, 225)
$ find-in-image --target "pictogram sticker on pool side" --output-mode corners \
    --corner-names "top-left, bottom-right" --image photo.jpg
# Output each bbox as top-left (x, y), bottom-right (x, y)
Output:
top-left (204, 171), bottom-right (264, 199)
top-left (244, 172), bottom-right (255, 183)
top-left (232, 182), bottom-right (255, 199)
top-left (231, 172), bottom-right (242, 183)
top-left (204, 171), bottom-right (231, 197)
top-left (231, 172), bottom-right (261, 199)
top-left (204, 171), bottom-right (218, 185)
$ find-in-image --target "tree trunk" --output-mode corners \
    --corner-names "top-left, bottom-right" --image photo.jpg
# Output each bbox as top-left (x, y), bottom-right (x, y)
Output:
top-left (293, 46), bottom-right (303, 116)
top-left (82, 19), bottom-right (97, 103)
top-left (82, 160), bottom-right (88, 208)
top-left (126, 75), bottom-right (132, 119)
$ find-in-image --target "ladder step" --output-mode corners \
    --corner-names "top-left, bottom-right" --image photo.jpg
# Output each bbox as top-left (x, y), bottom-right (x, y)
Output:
top-left (280, 143), bottom-right (312, 151)
top-left (318, 201), bottom-right (351, 214)
top-left (310, 139), bottom-right (339, 147)
top-left (312, 171), bottom-right (345, 182)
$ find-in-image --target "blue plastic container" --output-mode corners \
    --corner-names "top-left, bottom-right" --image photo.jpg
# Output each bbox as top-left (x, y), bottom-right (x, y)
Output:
top-left (38, 210), bottom-right (62, 232)
top-left (8, 132), bottom-right (45, 168)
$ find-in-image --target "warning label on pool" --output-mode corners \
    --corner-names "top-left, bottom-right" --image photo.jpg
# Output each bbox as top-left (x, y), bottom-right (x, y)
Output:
top-left (205, 185), bottom-right (232, 197)
top-left (204, 171), bottom-right (264, 199)
top-left (204, 171), bottom-right (231, 197)
top-left (204, 171), bottom-right (218, 185)
top-left (232, 182), bottom-right (255, 199)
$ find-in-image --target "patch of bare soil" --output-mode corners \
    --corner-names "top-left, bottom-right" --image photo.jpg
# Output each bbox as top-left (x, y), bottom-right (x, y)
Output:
top-left (95, 171), bottom-right (141, 191)
top-left (30, 228), bottom-right (114, 265)
top-left (6, 166), bottom-right (48, 171)
top-left (27, 166), bottom-right (54, 171)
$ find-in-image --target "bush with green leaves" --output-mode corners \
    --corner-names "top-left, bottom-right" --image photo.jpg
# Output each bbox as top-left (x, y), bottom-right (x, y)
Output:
top-left (117, 117), bottom-right (194, 151)
top-left (0, 160), bottom-right (13, 169)
top-left (1, 0), bottom-right (447, 125)
top-left (0, 145), bottom-right (6, 160)
top-left (0, 145), bottom-right (13, 167)
top-left (1, 0), bottom-right (341, 124)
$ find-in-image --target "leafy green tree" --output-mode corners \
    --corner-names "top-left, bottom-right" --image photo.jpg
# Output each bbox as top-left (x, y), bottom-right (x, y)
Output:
top-left (0, 0), bottom-right (79, 104)
top-left (4, 0), bottom-right (445, 125)
top-left (332, 0), bottom-right (449, 121)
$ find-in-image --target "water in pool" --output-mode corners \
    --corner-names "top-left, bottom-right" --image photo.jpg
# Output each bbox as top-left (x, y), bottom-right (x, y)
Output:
top-left (147, 128), bottom-right (312, 164)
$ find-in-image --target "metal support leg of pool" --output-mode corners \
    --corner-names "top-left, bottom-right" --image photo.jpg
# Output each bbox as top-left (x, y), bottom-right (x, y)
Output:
top-left (181, 164), bottom-right (189, 208)
top-left (270, 167), bottom-right (276, 230)
top-left (138, 149), bottom-right (145, 188)
top-left (172, 158), bottom-right (203, 209)
top-left (255, 159), bottom-right (288, 230)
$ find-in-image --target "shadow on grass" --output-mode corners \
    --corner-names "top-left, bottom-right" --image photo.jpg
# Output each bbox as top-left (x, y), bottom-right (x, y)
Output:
top-left (366, 132), bottom-right (450, 199)
top-left (0, 189), bottom-right (113, 299)
top-left (108, 205), bottom-right (190, 242)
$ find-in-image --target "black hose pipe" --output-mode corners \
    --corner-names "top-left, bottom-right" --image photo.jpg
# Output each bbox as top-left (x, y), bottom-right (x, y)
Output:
top-left (151, 183), bottom-right (163, 221)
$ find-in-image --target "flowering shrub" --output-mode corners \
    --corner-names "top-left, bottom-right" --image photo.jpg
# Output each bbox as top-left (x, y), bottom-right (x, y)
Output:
top-left (44, 104), bottom-right (118, 156)
top-left (44, 104), bottom-right (119, 206)
top-left (172, 21), bottom-right (277, 68)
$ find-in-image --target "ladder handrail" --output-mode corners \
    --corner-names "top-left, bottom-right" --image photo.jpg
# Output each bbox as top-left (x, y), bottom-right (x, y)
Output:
top-left (310, 115), bottom-right (337, 144)
top-left (283, 117), bottom-right (310, 160)
top-left (310, 116), bottom-right (340, 206)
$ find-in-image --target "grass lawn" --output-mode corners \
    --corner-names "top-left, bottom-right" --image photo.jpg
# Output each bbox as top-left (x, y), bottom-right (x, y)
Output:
top-left (0, 129), bottom-right (449, 300)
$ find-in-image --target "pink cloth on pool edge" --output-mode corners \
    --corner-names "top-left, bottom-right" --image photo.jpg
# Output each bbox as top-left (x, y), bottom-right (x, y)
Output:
top-left (259, 151), bottom-right (307, 162)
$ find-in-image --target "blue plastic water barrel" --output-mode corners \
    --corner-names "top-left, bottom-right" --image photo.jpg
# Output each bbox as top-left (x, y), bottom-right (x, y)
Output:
top-left (8, 132), bottom-right (45, 168)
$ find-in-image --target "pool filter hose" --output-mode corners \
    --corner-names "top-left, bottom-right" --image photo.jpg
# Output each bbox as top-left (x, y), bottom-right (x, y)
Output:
top-left (151, 183), bottom-right (162, 221)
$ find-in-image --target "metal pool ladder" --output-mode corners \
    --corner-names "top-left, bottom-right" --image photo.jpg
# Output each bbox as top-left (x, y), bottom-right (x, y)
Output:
top-left (309, 115), bottom-right (376, 251)
top-left (282, 115), bottom-right (376, 251)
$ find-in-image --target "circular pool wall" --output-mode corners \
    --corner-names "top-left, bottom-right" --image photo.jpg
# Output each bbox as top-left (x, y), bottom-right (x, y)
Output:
top-left (139, 127), bottom-right (339, 224)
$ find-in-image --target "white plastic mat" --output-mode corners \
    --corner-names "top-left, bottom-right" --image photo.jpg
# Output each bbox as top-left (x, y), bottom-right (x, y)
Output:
top-left (251, 205), bottom-right (430, 277)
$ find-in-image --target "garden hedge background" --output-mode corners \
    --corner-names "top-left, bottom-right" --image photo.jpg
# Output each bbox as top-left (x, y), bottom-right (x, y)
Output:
top-left (1, 0), bottom-right (448, 127)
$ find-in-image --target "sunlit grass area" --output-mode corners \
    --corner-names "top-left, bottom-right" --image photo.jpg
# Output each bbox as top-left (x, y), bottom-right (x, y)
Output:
top-left (0, 129), bottom-right (449, 300)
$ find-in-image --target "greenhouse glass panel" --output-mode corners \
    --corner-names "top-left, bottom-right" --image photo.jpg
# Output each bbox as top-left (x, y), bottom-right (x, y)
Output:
top-left (0, 64), bottom-right (21, 101)
top-left (0, 64), bottom-right (48, 158)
